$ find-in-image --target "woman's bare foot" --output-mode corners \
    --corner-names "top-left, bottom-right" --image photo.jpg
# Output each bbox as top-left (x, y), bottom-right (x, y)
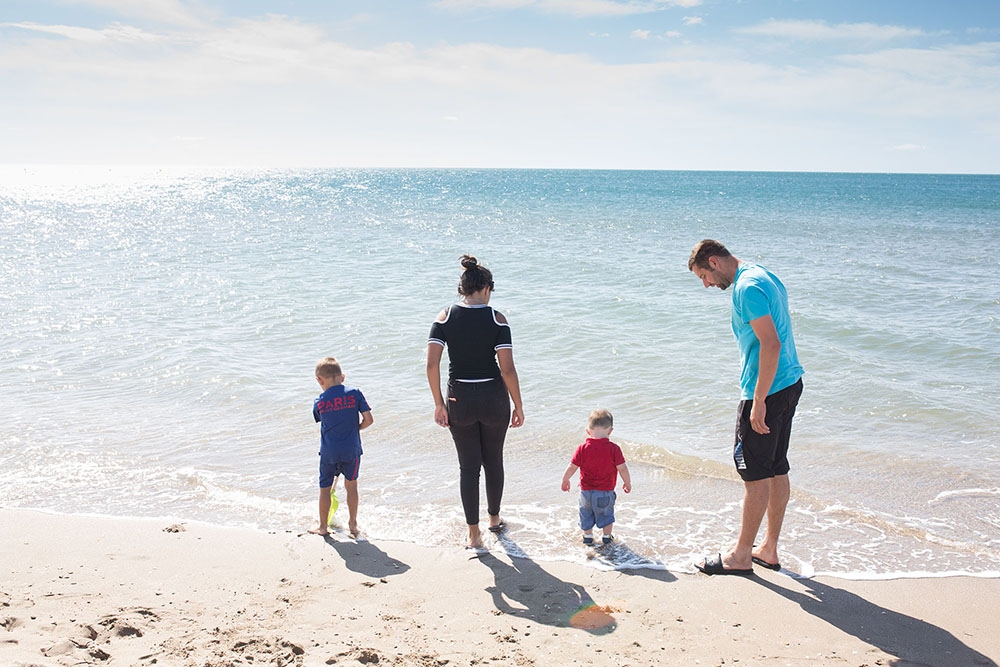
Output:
top-left (467, 525), bottom-right (484, 549)
top-left (308, 526), bottom-right (330, 536)
top-left (348, 522), bottom-right (360, 538)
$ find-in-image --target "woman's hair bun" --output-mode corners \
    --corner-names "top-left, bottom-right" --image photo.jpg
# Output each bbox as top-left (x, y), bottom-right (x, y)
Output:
top-left (456, 254), bottom-right (493, 296)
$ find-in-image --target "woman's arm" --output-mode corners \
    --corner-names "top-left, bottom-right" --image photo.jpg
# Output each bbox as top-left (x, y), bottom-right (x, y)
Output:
top-left (426, 342), bottom-right (449, 427)
top-left (496, 348), bottom-right (524, 428)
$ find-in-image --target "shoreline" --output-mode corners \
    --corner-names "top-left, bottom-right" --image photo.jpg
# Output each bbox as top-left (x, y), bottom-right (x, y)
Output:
top-left (12, 505), bottom-right (1000, 582)
top-left (2, 509), bottom-right (997, 666)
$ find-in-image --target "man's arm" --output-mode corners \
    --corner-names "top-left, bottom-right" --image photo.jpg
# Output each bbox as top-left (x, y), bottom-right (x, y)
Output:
top-left (749, 314), bottom-right (781, 435)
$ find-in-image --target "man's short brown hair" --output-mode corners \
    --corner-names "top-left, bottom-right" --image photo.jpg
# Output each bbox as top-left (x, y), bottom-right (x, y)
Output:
top-left (688, 239), bottom-right (732, 271)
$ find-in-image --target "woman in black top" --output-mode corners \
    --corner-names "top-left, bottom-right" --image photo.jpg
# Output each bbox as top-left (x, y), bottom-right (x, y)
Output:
top-left (427, 255), bottom-right (525, 549)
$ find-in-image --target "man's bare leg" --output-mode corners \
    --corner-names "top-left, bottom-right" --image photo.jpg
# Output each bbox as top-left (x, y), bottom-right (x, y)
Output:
top-left (752, 474), bottom-right (788, 567)
top-left (718, 478), bottom-right (770, 570)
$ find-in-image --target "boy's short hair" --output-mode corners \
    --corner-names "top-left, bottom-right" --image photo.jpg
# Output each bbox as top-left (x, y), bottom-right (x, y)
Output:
top-left (588, 409), bottom-right (613, 430)
top-left (315, 356), bottom-right (342, 379)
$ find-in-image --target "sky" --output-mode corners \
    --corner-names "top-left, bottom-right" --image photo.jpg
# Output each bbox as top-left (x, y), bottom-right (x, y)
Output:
top-left (1, 1), bottom-right (999, 172)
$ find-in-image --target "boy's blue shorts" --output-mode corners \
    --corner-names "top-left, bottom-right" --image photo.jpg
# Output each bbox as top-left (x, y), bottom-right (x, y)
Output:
top-left (579, 490), bottom-right (617, 530)
top-left (319, 457), bottom-right (360, 488)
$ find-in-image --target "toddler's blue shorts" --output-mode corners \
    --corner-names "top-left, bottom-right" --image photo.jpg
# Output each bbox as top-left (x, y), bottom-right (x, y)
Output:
top-left (579, 489), bottom-right (616, 530)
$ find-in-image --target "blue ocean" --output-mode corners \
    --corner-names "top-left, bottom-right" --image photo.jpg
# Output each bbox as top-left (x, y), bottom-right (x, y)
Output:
top-left (2, 166), bottom-right (998, 578)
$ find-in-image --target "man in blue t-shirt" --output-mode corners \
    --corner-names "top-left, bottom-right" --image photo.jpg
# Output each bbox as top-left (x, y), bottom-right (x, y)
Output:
top-left (309, 357), bottom-right (373, 538)
top-left (688, 240), bottom-right (804, 576)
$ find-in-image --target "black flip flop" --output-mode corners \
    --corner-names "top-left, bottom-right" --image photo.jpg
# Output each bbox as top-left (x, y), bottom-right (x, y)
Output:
top-left (696, 553), bottom-right (754, 576)
top-left (752, 556), bottom-right (781, 571)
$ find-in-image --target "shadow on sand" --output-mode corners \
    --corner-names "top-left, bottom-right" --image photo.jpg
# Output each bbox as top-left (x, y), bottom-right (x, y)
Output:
top-left (322, 534), bottom-right (411, 579)
top-left (754, 574), bottom-right (996, 666)
top-left (475, 533), bottom-right (618, 634)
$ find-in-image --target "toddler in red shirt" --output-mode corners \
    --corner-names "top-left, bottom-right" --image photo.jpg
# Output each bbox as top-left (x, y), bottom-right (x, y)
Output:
top-left (560, 409), bottom-right (632, 545)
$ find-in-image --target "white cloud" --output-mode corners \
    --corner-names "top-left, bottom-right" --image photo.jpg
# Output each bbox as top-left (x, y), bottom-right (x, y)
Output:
top-left (837, 41), bottom-right (1000, 72)
top-left (433, 0), bottom-right (701, 17)
top-left (665, 30), bottom-right (682, 38)
top-left (1, 9), bottom-right (997, 170)
top-left (735, 19), bottom-right (925, 41)
top-left (631, 29), bottom-right (651, 40)
top-left (682, 16), bottom-right (702, 26)
top-left (686, 41), bottom-right (1000, 125)
top-left (4, 14), bottom-right (997, 119)
top-left (432, 0), bottom-right (535, 9)
top-left (60, 0), bottom-right (207, 28)
top-left (1, 20), bottom-right (161, 43)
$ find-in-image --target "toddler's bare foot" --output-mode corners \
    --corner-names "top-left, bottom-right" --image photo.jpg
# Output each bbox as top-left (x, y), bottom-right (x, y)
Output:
top-left (308, 526), bottom-right (330, 536)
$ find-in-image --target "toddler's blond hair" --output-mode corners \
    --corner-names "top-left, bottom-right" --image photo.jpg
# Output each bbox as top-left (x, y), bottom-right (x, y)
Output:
top-left (588, 409), bottom-right (613, 430)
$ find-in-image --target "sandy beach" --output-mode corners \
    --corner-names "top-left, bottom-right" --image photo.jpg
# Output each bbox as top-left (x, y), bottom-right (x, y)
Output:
top-left (1, 509), bottom-right (996, 666)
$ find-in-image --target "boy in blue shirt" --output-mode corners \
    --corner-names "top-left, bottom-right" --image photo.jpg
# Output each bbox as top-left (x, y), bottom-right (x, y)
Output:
top-left (308, 357), bottom-right (373, 538)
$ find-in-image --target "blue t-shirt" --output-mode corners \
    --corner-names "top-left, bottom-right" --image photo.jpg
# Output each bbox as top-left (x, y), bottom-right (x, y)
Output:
top-left (313, 384), bottom-right (371, 464)
top-left (731, 262), bottom-right (804, 400)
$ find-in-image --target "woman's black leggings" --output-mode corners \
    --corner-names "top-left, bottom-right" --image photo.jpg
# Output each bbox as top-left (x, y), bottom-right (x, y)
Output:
top-left (447, 379), bottom-right (511, 525)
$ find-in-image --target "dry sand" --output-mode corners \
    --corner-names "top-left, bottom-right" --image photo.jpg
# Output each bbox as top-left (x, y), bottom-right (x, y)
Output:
top-left (2, 509), bottom-right (996, 666)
